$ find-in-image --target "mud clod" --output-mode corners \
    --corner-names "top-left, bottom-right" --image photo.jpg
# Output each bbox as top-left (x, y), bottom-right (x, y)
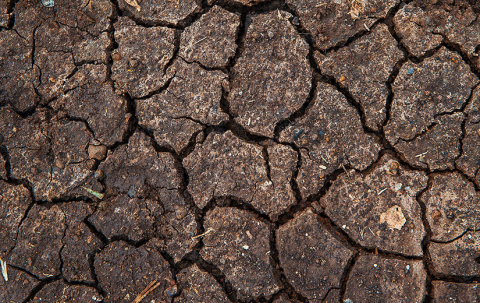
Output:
top-left (179, 5), bottom-right (240, 69)
top-left (201, 207), bottom-right (280, 300)
top-left (344, 254), bottom-right (427, 302)
top-left (277, 208), bottom-right (354, 301)
top-left (94, 240), bottom-right (172, 302)
top-left (280, 82), bottom-right (381, 198)
top-left (229, 10), bottom-right (311, 137)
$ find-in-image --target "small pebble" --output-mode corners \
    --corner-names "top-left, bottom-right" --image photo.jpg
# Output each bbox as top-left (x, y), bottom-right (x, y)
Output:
top-left (94, 170), bottom-right (105, 180)
top-left (406, 67), bottom-right (415, 75)
top-left (165, 284), bottom-right (179, 297)
top-left (88, 144), bottom-right (108, 161)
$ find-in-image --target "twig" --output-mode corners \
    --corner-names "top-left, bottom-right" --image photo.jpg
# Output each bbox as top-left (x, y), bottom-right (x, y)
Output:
top-left (191, 227), bottom-right (214, 240)
top-left (132, 279), bottom-right (162, 303)
top-left (377, 188), bottom-right (388, 195)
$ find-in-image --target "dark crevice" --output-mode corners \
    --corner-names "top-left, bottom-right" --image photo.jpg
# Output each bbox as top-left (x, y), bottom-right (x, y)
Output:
top-left (193, 252), bottom-right (239, 302)
top-left (22, 277), bottom-right (62, 303)
top-left (273, 73), bottom-right (319, 140)
top-left (339, 251), bottom-right (359, 303)
top-left (416, 174), bottom-right (434, 303)
top-left (112, 0), bottom-right (207, 29)
top-left (202, 196), bottom-right (273, 225)
top-left (269, 223), bottom-right (309, 303)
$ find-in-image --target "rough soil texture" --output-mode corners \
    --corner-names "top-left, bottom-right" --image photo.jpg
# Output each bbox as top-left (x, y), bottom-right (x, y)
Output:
top-left (1, 0), bottom-right (480, 302)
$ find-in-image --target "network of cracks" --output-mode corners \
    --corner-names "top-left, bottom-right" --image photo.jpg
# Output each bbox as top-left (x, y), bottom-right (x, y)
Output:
top-left (1, 0), bottom-right (480, 302)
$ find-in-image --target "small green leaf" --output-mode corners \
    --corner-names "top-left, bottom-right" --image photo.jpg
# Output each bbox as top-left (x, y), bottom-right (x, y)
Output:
top-left (82, 187), bottom-right (104, 199)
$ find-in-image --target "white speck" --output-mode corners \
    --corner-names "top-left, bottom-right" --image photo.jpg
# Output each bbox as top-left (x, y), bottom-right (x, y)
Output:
top-left (374, 264), bottom-right (378, 268)
top-left (305, 233), bottom-right (309, 237)
top-left (469, 234), bottom-right (473, 239)
top-left (239, 91), bottom-right (243, 96)
top-left (344, 299), bottom-right (354, 303)
top-left (243, 245), bottom-right (249, 250)
top-left (342, 225), bottom-right (347, 229)
top-left (406, 265), bottom-right (410, 271)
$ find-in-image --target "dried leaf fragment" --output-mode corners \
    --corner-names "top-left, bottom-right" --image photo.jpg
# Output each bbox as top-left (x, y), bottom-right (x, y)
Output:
top-left (380, 205), bottom-right (406, 230)
top-left (125, 0), bottom-right (141, 11)
top-left (82, 187), bottom-right (104, 199)
top-left (0, 257), bottom-right (7, 282)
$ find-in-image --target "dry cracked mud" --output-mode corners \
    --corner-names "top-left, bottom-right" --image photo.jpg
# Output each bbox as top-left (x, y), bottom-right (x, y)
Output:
top-left (1, 0), bottom-right (480, 302)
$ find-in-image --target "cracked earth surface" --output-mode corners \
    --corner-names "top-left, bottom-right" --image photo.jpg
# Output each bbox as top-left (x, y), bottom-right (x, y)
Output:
top-left (1, 0), bottom-right (480, 302)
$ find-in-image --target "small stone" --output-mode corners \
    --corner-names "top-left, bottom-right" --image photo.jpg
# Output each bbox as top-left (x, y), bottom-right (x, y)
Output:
top-left (88, 144), bottom-right (107, 161)
top-left (94, 170), bottom-right (105, 180)
top-left (165, 283), bottom-right (179, 297)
